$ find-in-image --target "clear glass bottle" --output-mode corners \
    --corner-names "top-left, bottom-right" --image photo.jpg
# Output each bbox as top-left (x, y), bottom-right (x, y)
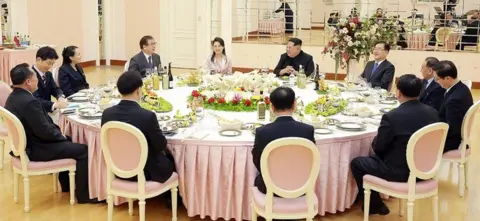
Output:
top-left (257, 97), bottom-right (266, 120)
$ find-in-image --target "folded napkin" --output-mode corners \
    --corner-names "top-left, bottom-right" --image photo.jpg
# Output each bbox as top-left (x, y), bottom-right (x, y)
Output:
top-left (60, 108), bottom-right (76, 114)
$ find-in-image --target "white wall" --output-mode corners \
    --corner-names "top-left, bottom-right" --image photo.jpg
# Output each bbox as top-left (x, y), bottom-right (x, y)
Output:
top-left (82, 0), bottom-right (99, 62)
top-left (8, 0), bottom-right (28, 37)
top-left (111, 0), bottom-right (125, 60)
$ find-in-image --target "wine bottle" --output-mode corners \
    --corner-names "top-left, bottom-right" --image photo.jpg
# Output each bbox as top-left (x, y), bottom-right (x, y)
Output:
top-left (168, 62), bottom-right (173, 89)
top-left (314, 64), bottom-right (320, 90)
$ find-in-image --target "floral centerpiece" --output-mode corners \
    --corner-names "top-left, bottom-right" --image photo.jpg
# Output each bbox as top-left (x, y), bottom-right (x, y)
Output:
top-left (304, 95), bottom-right (348, 117)
top-left (188, 89), bottom-right (270, 112)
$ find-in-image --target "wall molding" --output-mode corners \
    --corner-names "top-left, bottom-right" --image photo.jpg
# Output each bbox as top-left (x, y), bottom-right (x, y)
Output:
top-left (79, 60), bottom-right (97, 68)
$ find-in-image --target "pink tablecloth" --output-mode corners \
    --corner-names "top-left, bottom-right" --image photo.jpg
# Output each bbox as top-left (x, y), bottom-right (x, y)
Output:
top-left (59, 115), bottom-right (374, 220)
top-left (406, 32), bottom-right (461, 50)
top-left (0, 49), bottom-right (39, 84)
top-left (258, 18), bottom-right (285, 35)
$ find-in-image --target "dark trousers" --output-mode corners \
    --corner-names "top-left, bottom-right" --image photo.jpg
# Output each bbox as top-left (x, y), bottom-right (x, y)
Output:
top-left (350, 155), bottom-right (409, 209)
top-left (28, 136), bottom-right (90, 203)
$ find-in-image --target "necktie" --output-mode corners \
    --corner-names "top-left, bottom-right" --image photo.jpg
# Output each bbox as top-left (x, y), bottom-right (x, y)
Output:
top-left (148, 56), bottom-right (153, 68)
top-left (423, 79), bottom-right (429, 89)
top-left (42, 75), bottom-right (47, 86)
top-left (371, 62), bottom-right (379, 74)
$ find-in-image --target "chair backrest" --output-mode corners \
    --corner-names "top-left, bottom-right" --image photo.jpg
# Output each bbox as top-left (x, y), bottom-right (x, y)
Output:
top-left (460, 100), bottom-right (480, 156)
top-left (435, 27), bottom-right (451, 44)
top-left (463, 80), bottom-right (472, 90)
top-left (407, 123), bottom-right (449, 182)
top-left (100, 121), bottom-right (149, 194)
top-left (0, 106), bottom-right (29, 172)
top-left (0, 81), bottom-right (12, 107)
top-left (52, 67), bottom-right (60, 87)
top-left (260, 137), bottom-right (320, 214)
top-left (124, 60), bottom-right (130, 72)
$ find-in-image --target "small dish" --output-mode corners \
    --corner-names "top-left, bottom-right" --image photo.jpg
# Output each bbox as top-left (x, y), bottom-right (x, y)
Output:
top-left (167, 120), bottom-right (192, 128)
top-left (336, 122), bottom-right (366, 131)
top-left (161, 125), bottom-right (178, 133)
top-left (324, 118), bottom-right (340, 125)
top-left (219, 129), bottom-right (242, 137)
top-left (315, 128), bottom-right (333, 135)
top-left (242, 122), bottom-right (264, 130)
top-left (342, 110), bottom-right (357, 116)
top-left (379, 100), bottom-right (397, 105)
top-left (157, 115), bottom-right (171, 121)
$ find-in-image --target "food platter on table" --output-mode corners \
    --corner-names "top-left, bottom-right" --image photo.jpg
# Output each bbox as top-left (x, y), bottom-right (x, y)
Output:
top-left (379, 99), bottom-right (397, 105)
top-left (324, 118), bottom-right (340, 126)
top-left (241, 122), bottom-right (265, 131)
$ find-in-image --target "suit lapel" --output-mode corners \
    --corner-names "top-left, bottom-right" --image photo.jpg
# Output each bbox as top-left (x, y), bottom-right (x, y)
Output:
top-left (369, 61), bottom-right (387, 81)
top-left (32, 66), bottom-right (46, 88)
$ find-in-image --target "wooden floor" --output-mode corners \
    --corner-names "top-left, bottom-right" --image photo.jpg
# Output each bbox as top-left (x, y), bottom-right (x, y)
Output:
top-left (0, 66), bottom-right (479, 221)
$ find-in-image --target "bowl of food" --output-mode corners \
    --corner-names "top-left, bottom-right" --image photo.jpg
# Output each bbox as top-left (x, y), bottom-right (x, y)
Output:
top-left (218, 118), bottom-right (243, 130)
top-left (98, 98), bottom-right (112, 111)
top-left (356, 107), bottom-right (373, 117)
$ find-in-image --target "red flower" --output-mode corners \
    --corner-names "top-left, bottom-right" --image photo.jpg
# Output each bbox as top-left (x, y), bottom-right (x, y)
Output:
top-left (217, 97), bottom-right (226, 104)
top-left (240, 87), bottom-right (245, 91)
top-left (264, 96), bottom-right (270, 105)
top-left (244, 99), bottom-right (251, 106)
top-left (191, 90), bottom-right (201, 97)
top-left (208, 97), bottom-right (215, 104)
top-left (232, 99), bottom-right (239, 105)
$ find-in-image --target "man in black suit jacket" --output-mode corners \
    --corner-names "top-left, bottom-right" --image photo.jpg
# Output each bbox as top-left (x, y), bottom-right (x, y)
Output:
top-left (273, 38), bottom-right (315, 77)
top-left (101, 71), bottom-right (175, 183)
top-left (252, 86), bottom-right (315, 195)
top-left (128, 35), bottom-right (162, 78)
top-left (31, 46), bottom-right (68, 112)
top-left (360, 41), bottom-right (395, 90)
top-left (432, 60), bottom-right (473, 152)
top-left (5, 63), bottom-right (100, 204)
top-left (350, 74), bottom-right (439, 216)
top-left (419, 57), bottom-right (445, 111)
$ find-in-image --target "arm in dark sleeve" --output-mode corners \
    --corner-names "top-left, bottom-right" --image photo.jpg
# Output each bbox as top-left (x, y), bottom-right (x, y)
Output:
top-left (372, 114), bottom-right (394, 157)
top-left (252, 128), bottom-right (265, 172)
top-left (426, 87), bottom-right (445, 111)
top-left (23, 99), bottom-right (66, 142)
top-left (380, 64), bottom-right (395, 90)
top-left (273, 55), bottom-right (286, 76)
top-left (275, 3), bottom-right (285, 13)
top-left (58, 67), bottom-right (75, 97)
top-left (32, 91), bottom-right (55, 112)
top-left (128, 57), bottom-right (142, 73)
top-left (360, 62), bottom-right (368, 78)
top-left (148, 112), bottom-right (167, 153)
top-left (304, 55), bottom-right (315, 76)
top-left (445, 99), bottom-right (465, 139)
top-left (308, 126), bottom-right (316, 144)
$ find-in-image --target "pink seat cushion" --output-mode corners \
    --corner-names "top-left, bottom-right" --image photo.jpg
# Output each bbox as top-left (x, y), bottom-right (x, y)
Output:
top-left (0, 126), bottom-right (7, 137)
top-left (443, 148), bottom-right (471, 160)
top-left (252, 187), bottom-right (318, 214)
top-left (363, 175), bottom-right (438, 194)
top-left (111, 172), bottom-right (178, 194)
top-left (11, 157), bottom-right (76, 171)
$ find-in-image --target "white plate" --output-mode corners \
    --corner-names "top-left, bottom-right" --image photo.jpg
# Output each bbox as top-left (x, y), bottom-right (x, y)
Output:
top-left (336, 122), bottom-right (366, 131)
top-left (341, 123), bottom-right (363, 129)
top-left (315, 128), bottom-right (333, 135)
top-left (380, 100), bottom-right (397, 105)
top-left (371, 115), bottom-right (383, 120)
top-left (219, 129), bottom-right (241, 137)
top-left (72, 96), bottom-right (89, 102)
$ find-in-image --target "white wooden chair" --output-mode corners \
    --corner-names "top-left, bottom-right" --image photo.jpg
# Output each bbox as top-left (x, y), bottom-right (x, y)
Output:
top-left (363, 123), bottom-right (449, 221)
top-left (52, 67), bottom-right (60, 87)
top-left (251, 137), bottom-right (320, 221)
top-left (124, 60), bottom-right (130, 72)
top-left (0, 81), bottom-right (13, 170)
top-left (434, 27), bottom-right (452, 51)
top-left (443, 100), bottom-right (480, 197)
top-left (101, 121), bottom-right (179, 221)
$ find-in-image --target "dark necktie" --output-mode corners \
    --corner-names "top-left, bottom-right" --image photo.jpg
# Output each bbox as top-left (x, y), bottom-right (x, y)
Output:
top-left (371, 62), bottom-right (379, 74)
top-left (423, 80), bottom-right (429, 89)
top-left (42, 75), bottom-right (47, 86)
top-left (148, 56), bottom-right (153, 68)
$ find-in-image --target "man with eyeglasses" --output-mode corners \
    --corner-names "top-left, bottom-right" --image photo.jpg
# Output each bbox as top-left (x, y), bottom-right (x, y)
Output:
top-left (360, 41), bottom-right (395, 90)
top-left (128, 35), bottom-right (162, 78)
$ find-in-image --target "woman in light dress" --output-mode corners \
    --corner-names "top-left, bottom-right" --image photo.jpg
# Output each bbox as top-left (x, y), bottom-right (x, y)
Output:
top-left (203, 37), bottom-right (232, 75)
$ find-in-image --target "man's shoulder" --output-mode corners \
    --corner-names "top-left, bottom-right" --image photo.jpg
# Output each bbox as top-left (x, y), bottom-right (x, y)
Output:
top-left (153, 53), bottom-right (161, 58)
top-left (384, 60), bottom-right (394, 67)
top-left (301, 51), bottom-right (313, 59)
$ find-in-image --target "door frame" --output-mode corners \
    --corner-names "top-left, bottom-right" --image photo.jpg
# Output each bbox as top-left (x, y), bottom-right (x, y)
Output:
top-left (159, 0), bottom-right (211, 69)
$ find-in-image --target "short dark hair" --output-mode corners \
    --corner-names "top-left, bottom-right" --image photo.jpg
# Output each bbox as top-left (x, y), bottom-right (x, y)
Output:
top-left (396, 74), bottom-right (423, 98)
top-left (433, 60), bottom-right (458, 79)
top-left (375, 41), bottom-right (391, 52)
top-left (139, 35), bottom-right (154, 50)
top-left (62, 46), bottom-right (78, 65)
top-left (116, 71), bottom-right (144, 95)
top-left (288, 38), bottom-right (302, 46)
top-left (10, 63), bottom-right (34, 85)
top-left (269, 86), bottom-right (296, 111)
top-left (424, 57), bottom-right (439, 68)
top-left (36, 46), bottom-right (59, 61)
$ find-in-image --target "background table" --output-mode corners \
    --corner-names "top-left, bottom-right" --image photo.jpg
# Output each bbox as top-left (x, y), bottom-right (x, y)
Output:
top-left (60, 86), bottom-right (386, 220)
top-left (0, 48), bottom-right (39, 84)
top-left (406, 32), bottom-right (461, 50)
top-left (258, 17), bottom-right (285, 35)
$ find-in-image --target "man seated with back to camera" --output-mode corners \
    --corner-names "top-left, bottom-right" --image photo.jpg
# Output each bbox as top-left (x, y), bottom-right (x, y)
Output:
top-left (101, 71), bottom-right (178, 207)
top-left (273, 38), bottom-right (315, 77)
top-left (350, 74), bottom-right (439, 216)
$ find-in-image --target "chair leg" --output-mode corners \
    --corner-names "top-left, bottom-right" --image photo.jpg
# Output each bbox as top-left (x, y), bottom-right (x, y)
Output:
top-left (128, 198), bottom-right (134, 215)
top-left (13, 172), bottom-right (19, 203)
top-left (465, 161), bottom-right (469, 189)
top-left (251, 202), bottom-right (257, 221)
top-left (139, 199), bottom-right (146, 221)
top-left (69, 170), bottom-right (75, 205)
top-left (459, 163), bottom-right (465, 198)
top-left (0, 140), bottom-right (4, 170)
top-left (399, 199), bottom-right (404, 217)
top-left (432, 195), bottom-right (439, 221)
top-left (52, 173), bottom-right (58, 193)
top-left (363, 188), bottom-right (371, 221)
top-left (171, 187), bottom-right (178, 221)
top-left (407, 200), bottom-right (414, 221)
top-left (23, 176), bottom-right (30, 212)
top-left (107, 194), bottom-right (113, 221)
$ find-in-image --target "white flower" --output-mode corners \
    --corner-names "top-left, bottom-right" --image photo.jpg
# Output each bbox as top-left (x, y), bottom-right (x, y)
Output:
top-left (354, 49), bottom-right (359, 55)
top-left (348, 41), bottom-right (354, 47)
top-left (333, 37), bottom-right (339, 42)
top-left (342, 28), bottom-right (349, 34)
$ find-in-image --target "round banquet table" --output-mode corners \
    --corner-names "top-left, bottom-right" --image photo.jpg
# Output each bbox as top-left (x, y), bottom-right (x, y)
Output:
top-left (59, 84), bottom-right (394, 220)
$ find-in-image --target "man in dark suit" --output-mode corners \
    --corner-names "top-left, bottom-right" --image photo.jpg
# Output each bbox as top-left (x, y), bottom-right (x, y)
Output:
top-left (350, 74), bottom-right (439, 216)
top-left (32, 46), bottom-right (68, 112)
top-left (273, 38), bottom-right (315, 77)
top-left (360, 41), bottom-right (395, 90)
top-left (5, 63), bottom-right (100, 204)
top-left (101, 71), bottom-right (175, 183)
top-left (456, 14), bottom-right (479, 50)
top-left (419, 57), bottom-right (445, 111)
top-left (432, 60), bottom-right (473, 153)
top-left (252, 86), bottom-right (315, 195)
top-left (128, 35), bottom-right (162, 78)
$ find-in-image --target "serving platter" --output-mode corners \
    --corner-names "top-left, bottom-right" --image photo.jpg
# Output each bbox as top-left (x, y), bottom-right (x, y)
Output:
top-left (77, 107), bottom-right (102, 119)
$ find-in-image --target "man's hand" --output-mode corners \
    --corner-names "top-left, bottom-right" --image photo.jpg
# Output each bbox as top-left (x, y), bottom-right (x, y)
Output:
top-left (54, 99), bottom-right (68, 110)
top-left (279, 66), bottom-right (295, 76)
